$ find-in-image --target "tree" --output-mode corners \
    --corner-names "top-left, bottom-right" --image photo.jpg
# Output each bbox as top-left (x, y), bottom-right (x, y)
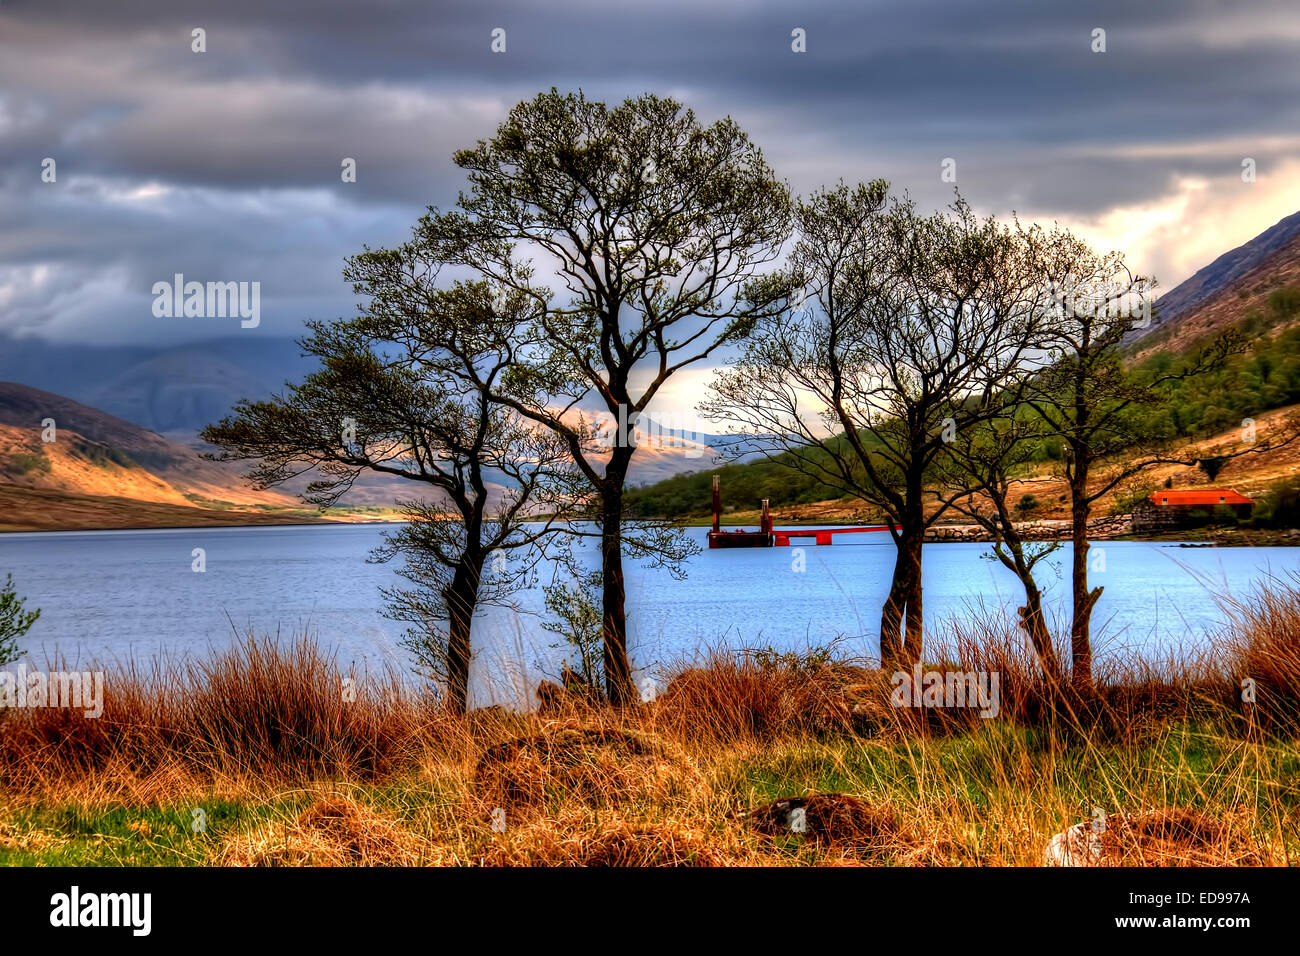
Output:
top-left (938, 414), bottom-right (1065, 685)
top-left (0, 573), bottom-right (40, 667)
top-left (540, 569), bottom-right (605, 696)
top-left (422, 89), bottom-right (794, 703)
top-left (1019, 227), bottom-right (1269, 689)
top-left (703, 185), bottom-right (1055, 667)
top-left (202, 272), bottom-right (576, 714)
top-left (1197, 455), bottom-right (1229, 481)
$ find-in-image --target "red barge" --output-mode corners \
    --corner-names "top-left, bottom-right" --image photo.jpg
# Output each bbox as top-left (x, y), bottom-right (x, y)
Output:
top-left (706, 475), bottom-right (897, 548)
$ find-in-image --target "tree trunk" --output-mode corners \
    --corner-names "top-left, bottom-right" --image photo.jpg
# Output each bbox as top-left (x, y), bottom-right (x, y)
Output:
top-left (881, 516), bottom-right (925, 668)
top-left (879, 550), bottom-right (907, 667)
top-left (901, 524), bottom-right (925, 666)
top-left (1068, 465), bottom-right (1101, 691)
top-left (993, 531), bottom-right (1064, 687)
top-left (1019, 578), bottom-right (1063, 687)
top-left (600, 457), bottom-right (634, 706)
top-left (443, 555), bottom-right (483, 715)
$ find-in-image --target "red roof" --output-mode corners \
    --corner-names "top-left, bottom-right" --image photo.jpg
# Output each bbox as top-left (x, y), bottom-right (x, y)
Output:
top-left (1149, 489), bottom-right (1254, 507)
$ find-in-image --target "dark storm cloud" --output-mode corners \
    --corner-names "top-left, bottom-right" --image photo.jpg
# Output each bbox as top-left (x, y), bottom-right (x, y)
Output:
top-left (1, 0), bottom-right (1297, 343)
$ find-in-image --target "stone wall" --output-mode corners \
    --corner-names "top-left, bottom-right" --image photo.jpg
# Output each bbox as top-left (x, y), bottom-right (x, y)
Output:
top-left (923, 514), bottom-right (1133, 543)
top-left (1129, 503), bottom-right (1181, 534)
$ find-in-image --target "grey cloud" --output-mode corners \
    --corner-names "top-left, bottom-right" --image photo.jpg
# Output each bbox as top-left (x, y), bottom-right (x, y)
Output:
top-left (1, 0), bottom-right (1297, 344)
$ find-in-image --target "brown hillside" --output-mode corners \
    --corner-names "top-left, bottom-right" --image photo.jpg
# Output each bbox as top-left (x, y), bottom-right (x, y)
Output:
top-left (0, 483), bottom-right (330, 533)
top-left (1135, 231), bottom-right (1300, 361)
top-left (0, 381), bottom-right (294, 507)
top-left (0, 423), bottom-right (193, 505)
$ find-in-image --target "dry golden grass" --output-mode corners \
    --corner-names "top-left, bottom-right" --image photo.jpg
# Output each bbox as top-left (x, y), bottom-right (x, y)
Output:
top-left (471, 723), bottom-right (703, 813)
top-left (1220, 575), bottom-right (1300, 734)
top-left (217, 793), bottom-right (426, 867)
top-left (477, 812), bottom-right (738, 867)
top-left (2, 583), bottom-right (1299, 866)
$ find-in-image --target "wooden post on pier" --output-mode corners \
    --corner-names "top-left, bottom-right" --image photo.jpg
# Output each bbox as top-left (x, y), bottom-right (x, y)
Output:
top-left (712, 474), bottom-right (721, 533)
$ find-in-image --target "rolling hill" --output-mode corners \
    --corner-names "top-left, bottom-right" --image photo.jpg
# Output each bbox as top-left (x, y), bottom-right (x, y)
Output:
top-left (0, 381), bottom-right (298, 507)
top-left (1132, 209), bottom-right (1300, 357)
top-left (0, 336), bottom-right (316, 435)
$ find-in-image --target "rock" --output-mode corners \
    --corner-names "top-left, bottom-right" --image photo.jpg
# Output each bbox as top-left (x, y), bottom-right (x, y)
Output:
top-left (745, 793), bottom-right (898, 850)
top-left (1043, 822), bottom-right (1103, 866)
top-left (1043, 809), bottom-right (1232, 866)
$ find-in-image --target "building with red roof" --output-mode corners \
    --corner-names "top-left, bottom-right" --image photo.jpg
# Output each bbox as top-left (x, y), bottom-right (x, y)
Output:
top-left (1131, 488), bottom-right (1255, 532)
top-left (1148, 489), bottom-right (1254, 508)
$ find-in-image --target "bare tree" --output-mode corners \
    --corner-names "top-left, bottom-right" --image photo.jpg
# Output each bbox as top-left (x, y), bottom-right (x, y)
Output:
top-left (703, 185), bottom-right (1055, 667)
top-left (202, 272), bottom-right (576, 714)
top-left (420, 89), bottom-right (794, 703)
top-left (1019, 226), bottom-right (1299, 689)
top-left (936, 413), bottom-right (1066, 685)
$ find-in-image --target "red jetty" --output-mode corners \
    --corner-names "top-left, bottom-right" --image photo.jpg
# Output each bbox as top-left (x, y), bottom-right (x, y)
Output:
top-left (706, 475), bottom-right (896, 548)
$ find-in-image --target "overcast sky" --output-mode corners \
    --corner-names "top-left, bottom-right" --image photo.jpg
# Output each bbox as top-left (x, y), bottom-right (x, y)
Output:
top-left (3, 0), bottom-right (1299, 410)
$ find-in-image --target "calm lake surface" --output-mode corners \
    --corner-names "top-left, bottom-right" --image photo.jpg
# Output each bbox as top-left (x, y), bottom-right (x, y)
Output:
top-left (2, 523), bottom-right (1297, 706)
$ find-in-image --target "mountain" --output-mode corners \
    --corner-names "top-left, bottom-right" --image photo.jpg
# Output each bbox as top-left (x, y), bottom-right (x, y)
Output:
top-left (630, 210), bottom-right (1300, 519)
top-left (1132, 209), bottom-right (1300, 354)
top-left (0, 336), bottom-right (315, 434)
top-left (0, 381), bottom-right (295, 507)
top-left (9, 205), bottom-right (1297, 521)
top-left (635, 418), bottom-right (771, 466)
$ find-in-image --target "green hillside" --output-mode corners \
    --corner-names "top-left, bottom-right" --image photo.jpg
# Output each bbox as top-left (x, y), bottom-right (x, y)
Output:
top-left (628, 284), bottom-right (1300, 520)
top-left (1132, 287), bottom-right (1300, 438)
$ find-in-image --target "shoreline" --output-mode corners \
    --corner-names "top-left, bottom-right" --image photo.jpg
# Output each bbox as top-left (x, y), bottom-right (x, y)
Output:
top-left (0, 481), bottom-right (405, 534)
top-left (6, 505), bottom-right (1297, 545)
top-left (0, 517), bottom-right (406, 535)
top-left (7, 521), bottom-right (1294, 546)
top-left (667, 515), bottom-right (1300, 547)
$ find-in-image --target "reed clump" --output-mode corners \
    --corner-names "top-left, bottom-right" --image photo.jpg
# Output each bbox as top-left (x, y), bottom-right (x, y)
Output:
top-left (1, 582), bottom-right (1297, 866)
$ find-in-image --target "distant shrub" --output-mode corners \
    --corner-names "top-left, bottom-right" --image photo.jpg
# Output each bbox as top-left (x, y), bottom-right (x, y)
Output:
top-left (71, 439), bottom-right (135, 469)
top-left (1197, 456), bottom-right (1229, 482)
top-left (7, 451), bottom-right (50, 475)
top-left (1014, 494), bottom-right (1040, 516)
top-left (752, 643), bottom-right (837, 673)
top-left (1251, 477), bottom-right (1300, 529)
top-left (1029, 439), bottom-right (1062, 463)
top-left (1212, 504), bottom-right (1240, 526)
top-left (1112, 481), bottom-right (1156, 516)
top-left (1268, 285), bottom-right (1300, 319)
top-left (1237, 310), bottom-right (1266, 336)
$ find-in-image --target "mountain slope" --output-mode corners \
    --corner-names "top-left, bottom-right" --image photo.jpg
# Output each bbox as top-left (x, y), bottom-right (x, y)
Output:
top-left (0, 336), bottom-right (315, 434)
top-left (0, 382), bottom-right (294, 507)
top-left (0, 484), bottom-right (326, 533)
top-left (90, 349), bottom-right (289, 435)
top-left (1133, 209), bottom-right (1300, 354)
